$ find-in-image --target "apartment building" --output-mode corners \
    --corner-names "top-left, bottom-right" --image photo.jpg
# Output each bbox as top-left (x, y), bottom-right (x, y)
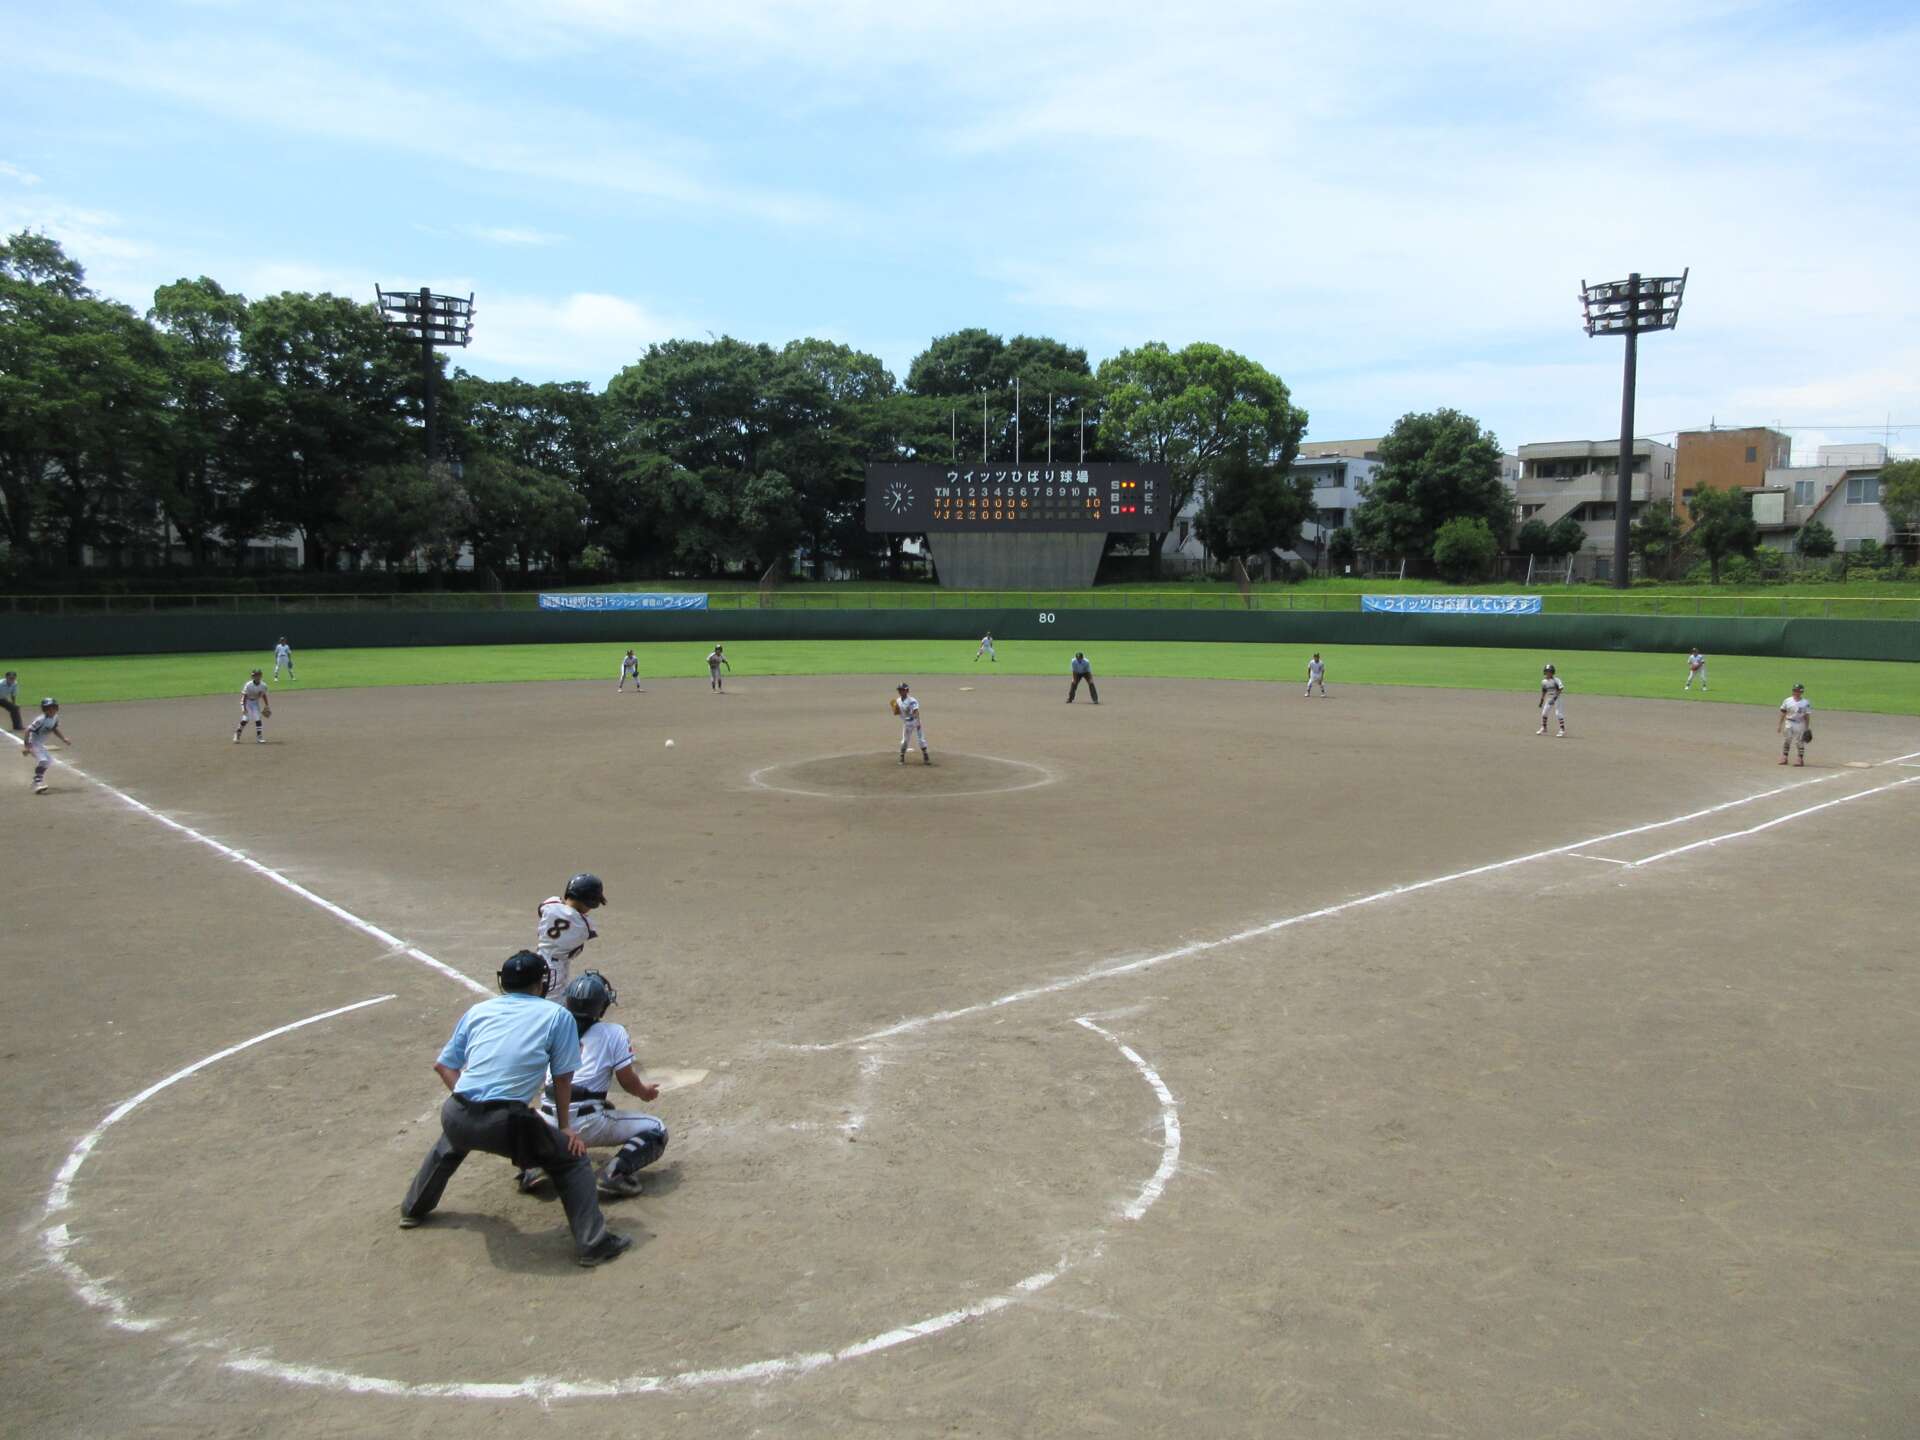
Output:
top-left (1512, 437), bottom-right (1677, 546)
top-left (1674, 427), bottom-right (1792, 508)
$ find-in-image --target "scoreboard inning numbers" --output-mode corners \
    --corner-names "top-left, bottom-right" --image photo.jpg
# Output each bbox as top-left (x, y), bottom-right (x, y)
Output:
top-left (865, 463), bottom-right (1172, 533)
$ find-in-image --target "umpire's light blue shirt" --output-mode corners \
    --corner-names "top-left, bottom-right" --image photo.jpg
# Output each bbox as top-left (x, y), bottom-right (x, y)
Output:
top-left (437, 993), bottom-right (580, 1102)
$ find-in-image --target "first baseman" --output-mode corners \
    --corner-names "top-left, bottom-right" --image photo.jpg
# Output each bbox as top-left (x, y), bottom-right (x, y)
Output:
top-left (893, 682), bottom-right (930, 764)
top-left (233, 669), bottom-right (271, 743)
top-left (618, 649), bottom-right (641, 691)
top-left (521, 970), bottom-right (669, 1199)
top-left (1536, 664), bottom-right (1566, 736)
top-left (707, 645), bottom-right (731, 691)
top-left (1777, 683), bottom-right (1812, 765)
top-left (1686, 648), bottom-right (1707, 692)
top-left (23, 697), bottom-right (71, 794)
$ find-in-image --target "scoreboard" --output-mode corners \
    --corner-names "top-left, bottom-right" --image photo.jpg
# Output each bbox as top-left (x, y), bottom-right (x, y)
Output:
top-left (865, 463), bottom-right (1172, 533)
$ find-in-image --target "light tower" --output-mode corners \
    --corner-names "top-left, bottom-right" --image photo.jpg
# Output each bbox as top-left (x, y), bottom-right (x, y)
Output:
top-left (1581, 270), bottom-right (1687, 588)
top-left (376, 286), bottom-right (475, 465)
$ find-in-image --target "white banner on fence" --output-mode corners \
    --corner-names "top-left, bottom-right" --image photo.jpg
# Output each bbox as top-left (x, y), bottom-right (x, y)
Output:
top-left (537, 593), bottom-right (709, 612)
top-left (1362, 594), bottom-right (1542, 615)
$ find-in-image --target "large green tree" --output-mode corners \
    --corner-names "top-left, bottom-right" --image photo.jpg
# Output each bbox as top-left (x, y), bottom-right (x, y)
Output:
top-left (236, 291), bottom-right (420, 570)
top-left (1094, 341), bottom-right (1306, 576)
top-left (0, 232), bottom-right (169, 567)
top-left (1684, 486), bottom-right (1759, 583)
top-left (1349, 409), bottom-right (1510, 573)
top-left (453, 374), bottom-right (607, 571)
top-left (1193, 452), bottom-right (1315, 568)
top-left (906, 329), bottom-right (1100, 468)
top-left (1628, 498), bottom-right (1685, 580)
top-left (148, 276), bottom-right (251, 568)
top-left (1880, 458), bottom-right (1920, 553)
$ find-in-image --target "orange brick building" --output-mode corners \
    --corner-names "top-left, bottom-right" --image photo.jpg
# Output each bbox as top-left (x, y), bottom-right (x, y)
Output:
top-left (1674, 427), bottom-right (1792, 511)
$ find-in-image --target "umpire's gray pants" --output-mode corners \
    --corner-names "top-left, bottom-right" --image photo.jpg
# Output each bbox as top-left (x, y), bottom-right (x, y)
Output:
top-left (401, 1094), bottom-right (608, 1254)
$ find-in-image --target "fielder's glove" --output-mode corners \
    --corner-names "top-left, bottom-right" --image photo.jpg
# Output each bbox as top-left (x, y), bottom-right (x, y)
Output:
top-left (1800, 726), bottom-right (1812, 744)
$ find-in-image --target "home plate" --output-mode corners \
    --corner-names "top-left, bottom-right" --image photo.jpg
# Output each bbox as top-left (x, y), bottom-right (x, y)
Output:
top-left (644, 1068), bottom-right (710, 1092)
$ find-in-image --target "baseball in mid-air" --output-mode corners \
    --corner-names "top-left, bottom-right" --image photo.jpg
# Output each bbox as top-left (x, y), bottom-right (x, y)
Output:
top-left (665, 738), bottom-right (676, 748)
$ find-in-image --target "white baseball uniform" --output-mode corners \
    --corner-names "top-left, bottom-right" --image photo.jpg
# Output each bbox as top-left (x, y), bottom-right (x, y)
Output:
top-left (1539, 675), bottom-right (1565, 730)
top-left (975, 634), bottom-right (995, 661)
top-left (273, 643), bottom-right (293, 679)
top-left (618, 653), bottom-right (640, 689)
top-left (535, 896), bottom-right (597, 1000)
top-left (236, 679), bottom-right (270, 741)
top-left (539, 1023), bottom-right (666, 1145)
top-left (1305, 658), bottom-right (1326, 695)
top-left (707, 649), bottom-right (729, 689)
top-left (1780, 695), bottom-right (1811, 756)
top-left (24, 711), bottom-right (58, 765)
top-left (897, 693), bottom-right (927, 754)
top-left (1686, 651), bottom-right (1706, 690)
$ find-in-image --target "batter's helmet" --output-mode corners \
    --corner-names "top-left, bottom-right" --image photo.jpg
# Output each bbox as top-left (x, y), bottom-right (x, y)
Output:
top-left (564, 969), bottom-right (619, 1028)
top-left (1543, 664), bottom-right (1556, 675)
top-left (498, 949), bottom-right (552, 996)
top-left (40, 697), bottom-right (58, 711)
top-left (564, 872), bottom-right (607, 908)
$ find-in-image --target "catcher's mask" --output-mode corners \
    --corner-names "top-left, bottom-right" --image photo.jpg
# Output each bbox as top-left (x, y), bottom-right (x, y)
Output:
top-left (498, 949), bottom-right (553, 997)
top-left (563, 969), bottom-right (619, 1032)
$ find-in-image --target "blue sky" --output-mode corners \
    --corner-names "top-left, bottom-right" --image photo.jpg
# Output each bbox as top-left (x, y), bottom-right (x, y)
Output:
top-left (4, 0), bottom-right (1916, 462)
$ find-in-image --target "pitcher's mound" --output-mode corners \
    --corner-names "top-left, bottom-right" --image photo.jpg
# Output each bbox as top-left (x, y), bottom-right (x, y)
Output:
top-left (750, 751), bottom-right (1056, 799)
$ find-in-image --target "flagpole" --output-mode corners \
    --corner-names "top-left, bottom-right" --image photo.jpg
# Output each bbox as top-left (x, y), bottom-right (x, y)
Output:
top-left (950, 408), bottom-right (956, 463)
top-left (1079, 403), bottom-right (1086, 464)
top-left (982, 391), bottom-right (988, 463)
top-left (1014, 376), bottom-right (1021, 464)
top-left (1047, 392), bottom-right (1053, 466)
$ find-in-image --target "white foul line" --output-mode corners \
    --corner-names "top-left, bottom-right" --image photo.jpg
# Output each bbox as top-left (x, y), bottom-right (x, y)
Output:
top-left (1627, 775), bottom-right (1920, 868)
top-left (1567, 853), bottom-right (1633, 867)
top-left (820, 770), bottom-right (1854, 1049)
top-left (3, 734), bottom-right (487, 996)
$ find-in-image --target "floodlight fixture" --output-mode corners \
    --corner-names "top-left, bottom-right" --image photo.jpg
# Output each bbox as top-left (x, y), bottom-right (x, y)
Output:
top-left (377, 286), bottom-right (476, 464)
top-left (1579, 269), bottom-right (1687, 588)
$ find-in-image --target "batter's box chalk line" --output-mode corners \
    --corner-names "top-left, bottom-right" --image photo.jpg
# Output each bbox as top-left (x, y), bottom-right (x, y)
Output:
top-left (37, 1000), bottom-right (1179, 1402)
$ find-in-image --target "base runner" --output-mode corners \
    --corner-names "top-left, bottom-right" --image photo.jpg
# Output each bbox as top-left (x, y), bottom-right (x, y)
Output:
top-left (23, 697), bottom-right (71, 794)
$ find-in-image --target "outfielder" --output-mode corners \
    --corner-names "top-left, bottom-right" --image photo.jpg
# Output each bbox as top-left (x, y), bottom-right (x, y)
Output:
top-left (23, 697), bottom-right (71, 795)
top-left (1686, 648), bottom-right (1707, 692)
top-left (1778, 683), bottom-right (1812, 765)
top-left (706, 645), bottom-right (731, 691)
top-left (233, 669), bottom-right (271, 743)
top-left (520, 971), bottom-right (669, 1199)
top-left (893, 682), bottom-right (930, 764)
top-left (536, 872), bottom-right (606, 1002)
top-left (1536, 664), bottom-right (1566, 736)
top-left (1304, 653), bottom-right (1327, 697)
top-left (617, 649), bottom-right (641, 691)
top-left (273, 636), bottom-right (294, 681)
top-left (974, 632), bottom-right (996, 663)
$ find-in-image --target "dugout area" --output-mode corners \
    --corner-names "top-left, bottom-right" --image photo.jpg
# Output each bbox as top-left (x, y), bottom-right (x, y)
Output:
top-left (2, 675), bottom-right (1917, 1438)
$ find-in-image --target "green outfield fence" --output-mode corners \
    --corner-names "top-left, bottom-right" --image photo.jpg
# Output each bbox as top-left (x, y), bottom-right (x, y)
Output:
top-left (8, 589), bottom-right (1920, 620)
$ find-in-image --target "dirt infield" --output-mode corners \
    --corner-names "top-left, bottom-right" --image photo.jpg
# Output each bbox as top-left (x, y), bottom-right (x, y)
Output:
top-left (3, 673), bottom-right (1917, 1438)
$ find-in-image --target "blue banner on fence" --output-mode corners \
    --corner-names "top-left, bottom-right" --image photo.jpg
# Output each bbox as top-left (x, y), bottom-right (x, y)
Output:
top-left (1362, 594), bottom-right (1542, 615)
top-left (538, 592), bottom-right (709, 612)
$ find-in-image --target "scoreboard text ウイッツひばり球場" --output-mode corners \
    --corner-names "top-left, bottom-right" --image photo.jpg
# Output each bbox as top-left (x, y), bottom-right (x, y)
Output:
top-left (865, 463), bottom-right (1173, 533)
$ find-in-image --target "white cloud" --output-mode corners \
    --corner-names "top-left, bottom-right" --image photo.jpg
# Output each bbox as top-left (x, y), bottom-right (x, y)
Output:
top-left (462, 226), bottom-right (567, 248)
top-left (0, 161), bottom-right (42, 186)
top-left (464, 290), bottom-right (681, 381)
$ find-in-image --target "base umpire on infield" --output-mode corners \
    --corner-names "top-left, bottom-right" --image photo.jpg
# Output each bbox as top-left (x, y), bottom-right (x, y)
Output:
top-left (400, 950), bottom-right (632, 1267)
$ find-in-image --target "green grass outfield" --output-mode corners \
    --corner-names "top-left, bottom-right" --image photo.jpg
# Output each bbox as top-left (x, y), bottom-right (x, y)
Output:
top-left (11, 642), bottom-right (1920, 716)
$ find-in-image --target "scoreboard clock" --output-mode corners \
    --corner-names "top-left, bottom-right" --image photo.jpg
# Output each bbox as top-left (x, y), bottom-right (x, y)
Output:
top-left (865, 463), bottom-right (1172, 533)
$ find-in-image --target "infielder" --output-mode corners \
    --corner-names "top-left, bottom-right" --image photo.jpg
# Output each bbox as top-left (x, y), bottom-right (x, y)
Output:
top-left (617, 649), bottom-right (641, 691)
top-left (273, 636), bottom-right (294, 681)
top-left (536, 872), bottom-right (606, 1002)
top-left (1304, 653), bottom-right (1327, 697)
top-left (975, 632), bottom-right (996, 663)
top-left (23, 697), bottom-right (71, 795)
top-left (1, 670), bottom-right (21, 731)
top-left (1536, 664), bottom-right (1566, 737)
top-left (1685, 648), bottom-right (1707, 692)
top-left (1067, 652), bottom-right (1099, 704)
top-left (893, 682), bottom-right (930, 764)
top-left (521, 971), bottom-right (669, 1199)
top-left (1777, 683), bottom-right (1812, 765)
top-left (706, 645), bottom-right (731, 691)
top-left (233, 669), bottom-right (271, 743)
